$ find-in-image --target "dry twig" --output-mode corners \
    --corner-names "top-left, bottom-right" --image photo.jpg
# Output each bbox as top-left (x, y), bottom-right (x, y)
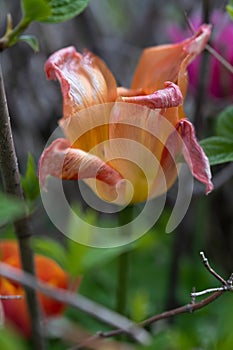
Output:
top-left (0, 60), bottom-right (45, 349)
top-left (1, 252), bottom-right (231, 349)
top-left (73, 252), bottom-right (233, 349)
top-left (0, 262), bottom-right (151, 345)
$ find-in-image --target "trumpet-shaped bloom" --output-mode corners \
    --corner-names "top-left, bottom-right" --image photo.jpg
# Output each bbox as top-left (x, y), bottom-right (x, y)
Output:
top-left (0, 240), bottom-right (69, 337)
top-left (39, 25), bottom-right (213, 205)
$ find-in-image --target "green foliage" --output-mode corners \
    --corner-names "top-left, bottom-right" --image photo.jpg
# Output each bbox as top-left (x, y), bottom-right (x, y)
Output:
top-left (226, 1), bottom-right (233, 19)
top-left (66, 238), bottom-right (129, 277)
top-left (18, 35), bottom-right (39, 52)
top-left (21, 0), bottom-right (90, 23)
top-left (200, 137), bottom-right (233, 165)
top-left (33, 233), bottom-right (129, 279)
top-left (216, 105), bottom-right (233, 138)
top-left (200, 105), bottom-right (233, 165)
top-left (21, 0), bottom-right (51, 22)
top-left (33, 205), bottom-right (130, 279)
top-left (129, 289), bottom-right (150, 322)
top-left (32, 237), bottom-right (67, 267)
top-left (65, 204), bottom-right (140, 278)
top-left (0, 192), bottom-right (26, 226)
top-left (0, 328), bottom-right (27, 350)
top-left (21, 153), bottom-right (40, 202)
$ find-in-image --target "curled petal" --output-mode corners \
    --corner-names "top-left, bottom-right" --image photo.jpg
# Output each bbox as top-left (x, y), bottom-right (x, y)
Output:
top-left (120, 82), bottom-right (183, 109)
top-left (39, 138), bottom-right (123, 190)
top-left (131, 24), bottom-right (211, 94)
top-left (184, 24), bottom-right (212, 56)
top-left (178, 119), bottom-right (214, 194)
top-left (45, 46), bottom-right (117, 118)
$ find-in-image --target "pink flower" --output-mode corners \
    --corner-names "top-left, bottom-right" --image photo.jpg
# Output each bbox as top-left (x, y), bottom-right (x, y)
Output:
top-left (167, 10), bottom-right (233, 99)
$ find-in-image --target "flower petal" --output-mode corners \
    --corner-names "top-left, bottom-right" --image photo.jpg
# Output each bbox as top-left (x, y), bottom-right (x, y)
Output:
top-left (59, 103), bottom-right (112, 153)
top-left (177, 119), bottom-right (214, 194)
top-left (120, 82), bottom-right (183, 109)
top-left (106, 102), bottom-right (180, 202)
top-left (45, 46), bottom-right (117, 119)
top-left (131, 24), bottom-right (211, 95)
top-left (39, 138), bottom-right (123, 190)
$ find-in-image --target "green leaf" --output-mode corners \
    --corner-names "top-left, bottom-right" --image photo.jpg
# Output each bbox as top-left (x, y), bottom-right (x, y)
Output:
top-left (66, 236), bottom-right (129, 277)
top-left (66, 205), bottom-right (131, 276)
top-left (0, 328), bottom-right (26, 350)
top-left (226, 3), bottom-right (233, 20)
top-left (21, 0), bottom-right (51, 22)
top-left (33, 237), bottom-right (67, 267)
top-left (18, 35), bottom-right (39, 52)
top-left (21, 153), bottom-right (40, 201)
top-left (200, 136), bottom-right (233, 165)
top-left (216, 105), bottom-right (233, 138)
top-left (130, 289), bottom-right (150, 322)
top-left (0, 192), bottom-right (26, 226)
top-left (22, 0), bottom-right (90, 24)
top-left (44, 0), bottom-right (89, 23)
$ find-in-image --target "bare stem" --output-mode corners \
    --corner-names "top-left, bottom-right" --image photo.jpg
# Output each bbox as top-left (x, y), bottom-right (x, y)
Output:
top-left (116, 206), bottom-right (133, 316)
top-left (192, 0), bottom-right (210, 138)
top-left (0, 295), bottom-right (23, 300)
top-left (0, 262), bottom-right (151, 345)
top-left (185, 11), bottom-right (233, 75)
top-left (0, 59), bottom-right (45, 349)
top-left (117, 249), bottom-right (130, 315)
top-left (205, 44), bottom-right (233, 75)
top-left (71, 252), bottom-right (233, 348)
top-left (190, 252), bottom-right (233, 298)
top-left (74, 290), bottom-right (224, 348)
top-left (1, 254), bottom-right (230, 349)
top-left (199, 251), bottom-right (228, 286)
top-left (0, 17), bottom-right (31, 51)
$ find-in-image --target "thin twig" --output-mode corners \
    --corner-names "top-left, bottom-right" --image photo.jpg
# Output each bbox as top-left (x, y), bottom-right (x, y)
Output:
top-left (0, 262), bottom-right (151, 345)
top-left (192, 0), bottom-right (210, 137)
top-left (199, 251), bottom-right (228, 285)
top-left (205, 44), bottom-right (233, 75)
top-left (0, 295), bottom-right (23, 300)
top-left (0, 59), bottom-right (45, 349)
top-left (74, 290), bottom-right (224, 348)
top-left (4, 251), bottom-right (229, 350)
top-left (190, 252), bottom-right (233, 299)
top-left (190, 287), bottom-right (226, 297)
top-left (184, 11), bottom-right (233, 75)
top-left (71, 252), bottom-right (233, 349)
top-left (117, 206), bottom-right (133, 316)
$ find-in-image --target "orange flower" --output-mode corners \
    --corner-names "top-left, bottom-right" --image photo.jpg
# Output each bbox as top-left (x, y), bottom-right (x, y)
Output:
top-left (39, 25), bottom-right (213, 204)
top-left (0, 240), bottom-right (69, 337)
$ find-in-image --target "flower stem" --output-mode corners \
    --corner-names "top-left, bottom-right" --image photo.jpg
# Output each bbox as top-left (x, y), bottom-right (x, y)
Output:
top-left (0, 59), bottom-right (46, 349)
top-left (193, 0), bottom-right (210, 138)
top-left (0, 17), bottom-right (31, 51)
top-left (116, 206), bottom-right (134, 315)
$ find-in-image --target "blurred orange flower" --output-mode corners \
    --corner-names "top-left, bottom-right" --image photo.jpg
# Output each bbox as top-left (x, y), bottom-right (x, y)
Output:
top-left (0, 240), bottom-right (70, 337)
top-left (39, 25), bottom-right (213, 204)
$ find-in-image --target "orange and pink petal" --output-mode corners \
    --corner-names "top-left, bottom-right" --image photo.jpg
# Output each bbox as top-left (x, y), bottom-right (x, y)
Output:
top-left (45, 46), bottom-right (117, 119)
top-left (39, 138), bottom-right (123, 190)
top-left (131, 24), bottom-right (211, 95)
top-left (120, 81), bottom-right (183, 109)
top-left (177, 119), bottom-right (213, 194)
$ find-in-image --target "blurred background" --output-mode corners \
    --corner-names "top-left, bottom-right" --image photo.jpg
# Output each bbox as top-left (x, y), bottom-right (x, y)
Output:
top-left (0, 0), bottom-right (233, 348)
